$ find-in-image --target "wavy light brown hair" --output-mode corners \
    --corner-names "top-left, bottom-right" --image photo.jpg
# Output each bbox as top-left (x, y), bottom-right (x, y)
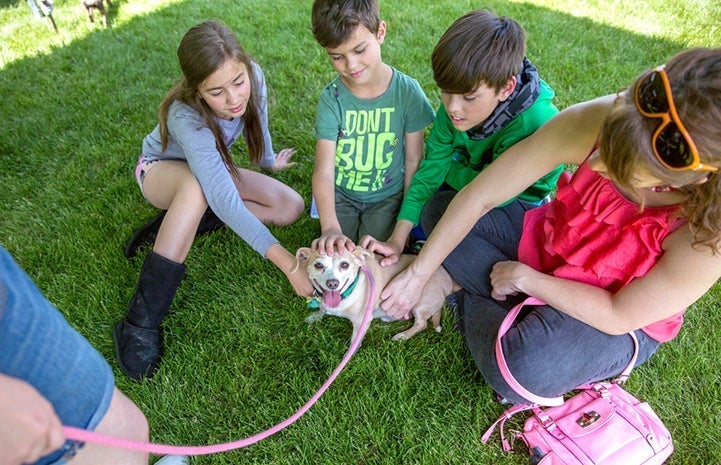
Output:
top-left (157, 20), bottom-right (264, 180)
top-left (600, 47), bottom-right (721, 253)
top-left (431, 9), bottom-right (526, 94)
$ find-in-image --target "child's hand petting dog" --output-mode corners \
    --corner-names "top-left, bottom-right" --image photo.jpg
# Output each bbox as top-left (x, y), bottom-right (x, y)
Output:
top-left (294, 246), bottom-right (455, 343)
top-left (311, 230), bottom-right (355, 256)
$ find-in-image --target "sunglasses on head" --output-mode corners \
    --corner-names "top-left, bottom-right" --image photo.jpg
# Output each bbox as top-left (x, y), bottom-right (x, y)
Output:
top-left (634, 65), bottom-right (717, 172)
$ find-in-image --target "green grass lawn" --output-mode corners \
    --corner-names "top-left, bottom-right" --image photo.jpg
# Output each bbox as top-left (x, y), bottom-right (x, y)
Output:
top-left (1, 0), bottom-right (720, 463)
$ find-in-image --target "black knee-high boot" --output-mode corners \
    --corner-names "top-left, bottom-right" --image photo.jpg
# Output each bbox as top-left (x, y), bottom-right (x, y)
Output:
top-left (113, 251), bottom-right (185, 381)
top-left (123, 208), bottom-right (225, 258)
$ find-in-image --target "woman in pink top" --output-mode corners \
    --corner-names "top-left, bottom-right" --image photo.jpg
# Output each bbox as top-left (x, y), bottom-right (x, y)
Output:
top-left (363, 47), bottom-right (721, 403)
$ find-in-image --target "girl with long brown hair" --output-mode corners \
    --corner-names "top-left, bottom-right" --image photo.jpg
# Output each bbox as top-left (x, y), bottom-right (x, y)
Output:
top-left (115, 20), bottom-right (312, 381)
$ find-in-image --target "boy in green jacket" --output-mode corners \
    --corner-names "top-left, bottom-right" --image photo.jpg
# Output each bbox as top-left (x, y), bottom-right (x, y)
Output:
top-left (362, 9), bottom-right (563, 264)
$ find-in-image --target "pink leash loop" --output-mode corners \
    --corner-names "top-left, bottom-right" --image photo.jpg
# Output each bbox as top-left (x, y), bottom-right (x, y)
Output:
top-left (64, 266), bottom-right (376, 456)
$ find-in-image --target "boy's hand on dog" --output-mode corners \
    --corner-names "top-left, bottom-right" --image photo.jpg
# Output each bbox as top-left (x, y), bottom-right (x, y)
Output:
top-left (312, 230), bottom-right (355, 256)
top-left (359, 235), bottom-right (402, 267)
top-left (267, 148), bottom-right (298, 172)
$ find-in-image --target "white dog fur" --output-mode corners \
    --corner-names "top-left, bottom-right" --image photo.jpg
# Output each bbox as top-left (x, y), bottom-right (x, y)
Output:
top-left (294, 246), bottom-right (455, 342)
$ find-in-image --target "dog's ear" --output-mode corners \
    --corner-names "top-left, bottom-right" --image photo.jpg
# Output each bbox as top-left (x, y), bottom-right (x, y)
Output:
top-left (292, 247), bottom-right (313, 273)
top-left (350, 246), bottom-right (373, 264)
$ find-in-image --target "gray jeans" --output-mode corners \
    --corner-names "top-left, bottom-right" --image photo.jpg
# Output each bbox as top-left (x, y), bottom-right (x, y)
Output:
top-left (421, 192), bottom-right (660, 404)
top-left (336, 189), bottom-right (403, 243)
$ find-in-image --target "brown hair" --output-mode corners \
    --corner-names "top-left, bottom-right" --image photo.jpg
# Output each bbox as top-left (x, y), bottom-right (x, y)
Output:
top-left (600, 47), bottom-right (721, 253)
top-left (157, 20), bottom-right (265, 180)
top-left (311, 0), bottom-right (380, 49)
top-left (431, 9), bottom-right (526, 94)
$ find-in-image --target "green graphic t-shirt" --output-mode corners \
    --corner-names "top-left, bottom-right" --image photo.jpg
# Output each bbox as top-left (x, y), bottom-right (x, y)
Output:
top-left (315, 68), bottom-right (435, 203)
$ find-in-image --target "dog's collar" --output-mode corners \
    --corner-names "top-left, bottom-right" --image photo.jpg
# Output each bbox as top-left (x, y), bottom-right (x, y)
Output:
top-left (340, 271), bottom-right (360, 299)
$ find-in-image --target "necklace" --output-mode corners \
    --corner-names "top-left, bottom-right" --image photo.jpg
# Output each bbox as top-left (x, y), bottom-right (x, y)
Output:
top-left (649, 185), bottom-right (676, 193)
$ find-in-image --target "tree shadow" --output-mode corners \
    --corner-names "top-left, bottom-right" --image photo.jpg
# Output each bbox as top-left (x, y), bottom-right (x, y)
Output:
top-left (0, 0), bottom-right (23, 9)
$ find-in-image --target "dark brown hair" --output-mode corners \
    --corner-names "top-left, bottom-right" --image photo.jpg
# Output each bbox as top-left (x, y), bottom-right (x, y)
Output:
top-left (311, 0), bottom-right (380, 49)
top-left (600, 47), bottom-right (721, 252)
top-left (431, 9), bottom-right (526, 94)
top-left (157, 20), bottom-right (265, 180)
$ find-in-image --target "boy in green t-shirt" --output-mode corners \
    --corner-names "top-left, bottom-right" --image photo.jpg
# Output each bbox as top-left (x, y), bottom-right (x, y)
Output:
top-left (310, 0), bottom-right (435, 251)
top-left (362, 9), bottom-right (563, 265)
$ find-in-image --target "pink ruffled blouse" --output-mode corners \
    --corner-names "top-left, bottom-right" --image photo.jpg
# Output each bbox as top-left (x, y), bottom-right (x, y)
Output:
top-left (518, 161), bottom-right (686, 342)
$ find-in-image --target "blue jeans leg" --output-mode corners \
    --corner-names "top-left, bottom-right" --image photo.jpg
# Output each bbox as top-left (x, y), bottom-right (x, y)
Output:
top-left (0, 247), bottom-right (115, 465)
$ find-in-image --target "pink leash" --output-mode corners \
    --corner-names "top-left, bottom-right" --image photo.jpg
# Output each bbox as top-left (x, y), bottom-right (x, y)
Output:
top-left (63, 265), bottom-right (376, 456)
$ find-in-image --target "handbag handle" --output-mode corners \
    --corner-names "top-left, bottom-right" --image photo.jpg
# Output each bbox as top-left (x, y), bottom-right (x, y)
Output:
top-left (495, 296), bottom-right (640, 406)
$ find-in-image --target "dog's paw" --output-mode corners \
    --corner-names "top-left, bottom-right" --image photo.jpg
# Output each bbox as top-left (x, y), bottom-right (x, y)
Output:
top-left (391, 332), bottom-right (408, 342)
top-left (435, 325), bottom-right (442, 333)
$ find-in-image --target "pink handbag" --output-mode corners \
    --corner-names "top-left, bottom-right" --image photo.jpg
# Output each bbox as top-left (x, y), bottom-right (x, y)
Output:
top-left (482, 297), bottom-right (674, 464)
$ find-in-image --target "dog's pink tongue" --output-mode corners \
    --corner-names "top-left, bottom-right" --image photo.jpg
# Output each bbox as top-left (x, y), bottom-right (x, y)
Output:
top-left (323, 290), bottom-right (342, 308)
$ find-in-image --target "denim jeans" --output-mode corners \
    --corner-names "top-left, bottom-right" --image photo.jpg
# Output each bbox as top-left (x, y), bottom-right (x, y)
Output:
top-left (0, 247), bottom-right (114, 464)
top-left (421, 195), bottom-right (661, 404)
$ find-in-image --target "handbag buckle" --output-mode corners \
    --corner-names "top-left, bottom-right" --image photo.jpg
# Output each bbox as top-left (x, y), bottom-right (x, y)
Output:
top-left (576, 411), bottom-right (601, 427)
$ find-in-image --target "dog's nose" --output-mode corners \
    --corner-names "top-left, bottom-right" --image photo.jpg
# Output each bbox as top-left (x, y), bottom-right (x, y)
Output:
top-left (326, 278), bottom-right (339, 290)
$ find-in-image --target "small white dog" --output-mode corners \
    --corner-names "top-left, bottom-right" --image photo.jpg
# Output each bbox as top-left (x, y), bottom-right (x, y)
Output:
top-left (294, 246), bottom-right (455, 342)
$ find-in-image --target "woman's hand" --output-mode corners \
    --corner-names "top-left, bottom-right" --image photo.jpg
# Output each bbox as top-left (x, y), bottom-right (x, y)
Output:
top-left (0, 374), bottom-right (65, 465)
top-left (268, 148), bottom-right (298, 172)
top-left (359, 235), bottom-right (403, 267)
top-left (490, 260), bottom-right (535, 300)
top-left (312, 230), bottom-right (355, 255)
top-left (379, 265), bottom-right (432, 319)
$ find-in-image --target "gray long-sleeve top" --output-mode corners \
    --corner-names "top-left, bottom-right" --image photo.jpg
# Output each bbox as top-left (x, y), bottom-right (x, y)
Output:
top-left (140, 62), bottom-right (278, 256)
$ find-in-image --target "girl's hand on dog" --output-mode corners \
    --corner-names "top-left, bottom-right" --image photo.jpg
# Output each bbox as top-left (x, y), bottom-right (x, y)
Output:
top-left (312, 230), bottom-right (355, 256)
top-left (287, 266), bottom-right (313, 297)
top-left (267, 148), bottom-right (298, 172)
top-left (266, 243), bottom-right (313, 297)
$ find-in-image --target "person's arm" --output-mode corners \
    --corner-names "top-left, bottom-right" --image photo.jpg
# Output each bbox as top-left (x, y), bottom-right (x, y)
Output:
top-left (403, 129), bottom-right (425, 194)
top-left (311, 138), bottom-right (355, 255)
top-left (265, 243), bottom-right (313, 297)
top-left (490, 224), bottom-right (721, 334)
top-left (395, 106), bottom-right (456, 228)
top-left (379, 94), bottom-right (617, 318)
top-left (0, 373), bottom-right (65, 465)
